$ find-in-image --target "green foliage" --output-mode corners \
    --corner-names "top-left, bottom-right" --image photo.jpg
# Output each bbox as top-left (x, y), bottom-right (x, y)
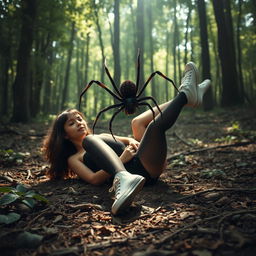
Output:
top-left (200, 169), bottom-right (227, 179)
top-left (215, 120), bottom-right (256, 143)
top-left (0, 149), bottom-right (30, 165)
top-left (0, 184), bottom-right (48, 224)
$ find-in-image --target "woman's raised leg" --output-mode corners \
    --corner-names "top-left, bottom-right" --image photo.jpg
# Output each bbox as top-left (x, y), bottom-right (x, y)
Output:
top-left (136, 63), bottom-right (211, 177)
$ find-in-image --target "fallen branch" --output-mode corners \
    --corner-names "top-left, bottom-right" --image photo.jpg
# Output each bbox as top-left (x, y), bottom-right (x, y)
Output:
top-left (167, 141), bottom-right (255, 161)
top-left (172, 131), bottom-right (195, 147)
top-left (174, 187), bottom-right (256, 202)
top-left (154, 208), bottom-right (256, 248)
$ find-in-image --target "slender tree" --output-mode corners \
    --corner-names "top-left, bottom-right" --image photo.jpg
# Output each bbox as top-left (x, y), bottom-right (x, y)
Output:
top-left (136, 0), bottom-right (145, 89)
top-left (212, 0), bottom-right (241, 106)
top-left (147, 0), bottom-right (156, 99)
top-left (113, 0), bottom-right (121, 87)
top-left (197, 0), bottom-right (214, 110)
top-left (61, 21), bottom-right (76, 109)
top-left (12, 0), bottom-right (37, 122)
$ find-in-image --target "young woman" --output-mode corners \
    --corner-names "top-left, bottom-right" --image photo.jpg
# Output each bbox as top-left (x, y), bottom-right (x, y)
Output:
top-left (43, 62), bottom-right (211, 215)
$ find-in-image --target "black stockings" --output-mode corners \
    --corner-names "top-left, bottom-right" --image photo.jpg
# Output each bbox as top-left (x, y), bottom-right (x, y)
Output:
top-left (82, 134), bottom-right (126, 176)
top-left (137, 92), bottom-right (187, 173)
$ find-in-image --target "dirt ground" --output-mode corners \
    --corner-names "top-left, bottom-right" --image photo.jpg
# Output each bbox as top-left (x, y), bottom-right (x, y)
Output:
top-left (0, 106), bottom-right (256, 256)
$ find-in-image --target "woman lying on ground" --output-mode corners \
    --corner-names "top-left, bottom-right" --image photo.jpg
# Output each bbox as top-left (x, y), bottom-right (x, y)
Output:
top-left (42, 62), bottom-right (211, 215)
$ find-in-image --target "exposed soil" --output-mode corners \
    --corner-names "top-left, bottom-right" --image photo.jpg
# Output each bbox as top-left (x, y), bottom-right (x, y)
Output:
top-left (0, 107), bottom-right (256, 256)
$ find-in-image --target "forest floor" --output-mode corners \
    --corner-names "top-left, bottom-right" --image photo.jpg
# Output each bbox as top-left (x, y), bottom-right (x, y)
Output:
top-left (0, 106), bottom-right (256, 256)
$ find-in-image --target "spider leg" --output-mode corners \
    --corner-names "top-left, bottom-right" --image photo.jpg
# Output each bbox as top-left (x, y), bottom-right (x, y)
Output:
top-left (138, 102), bottom-right (156, 122)
top-left (138, 96), bottom-right (162, 117)
top-left (135, 49), bottom-right (141, 95)
top-left (137, 71), bottom-right (179, 98)
top-left (79, 80), bottom-right (122, 110)
top-left (109, 106), bottom-right (125, 141)
top-left (92, 103), bottom-right (124, 134)
top-left (104, 59), bottom-right (122, 98)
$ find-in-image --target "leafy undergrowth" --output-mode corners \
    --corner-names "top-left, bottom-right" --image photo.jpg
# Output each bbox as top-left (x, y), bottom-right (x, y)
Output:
top-left (0, 107), bottom-right (256, 256)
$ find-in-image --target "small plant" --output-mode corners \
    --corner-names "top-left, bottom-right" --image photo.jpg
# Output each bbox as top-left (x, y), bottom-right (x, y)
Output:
top-left (0, 149), bottom-right (30, 166)
top-left (215, 135), bottom-right (237, 143)
top-left (0, 184), bottom-right (48, 224)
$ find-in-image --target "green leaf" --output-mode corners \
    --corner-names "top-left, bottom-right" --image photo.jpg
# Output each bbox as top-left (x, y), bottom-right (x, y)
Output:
top-left (16, 231), bottom-right (43, 249)
top-left (25, 190), bottom-right (36, 197)
top-left (0, 187), bottom-right (13, 193)
top-left (16, 184), bottom-right (28, 193)
top-left (0, 193), bottom-right (19, 205)
top-left (32, 194), bottom-right (49, 203)
top-left (22, 198), bottom-right (36, 208)
top-left (0, 212), bottom-right (21, 224)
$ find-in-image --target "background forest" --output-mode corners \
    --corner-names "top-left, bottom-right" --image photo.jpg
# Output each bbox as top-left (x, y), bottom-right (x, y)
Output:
top-left (0, 0), bottom-right (255, 123)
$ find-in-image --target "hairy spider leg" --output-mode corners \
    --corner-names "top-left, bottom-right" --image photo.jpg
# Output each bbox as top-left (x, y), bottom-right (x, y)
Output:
top-left (92, 103), bottom-right (124, 134)
top-left (137, 102), bottom-right (156, 121)
top-left (138, 96), bottom-right (162, 117)
top-left (135, 49), bottom-right (141, 95)
top-left (109, 106), bottom-right (125, 141)
top-left (79, 80), bottom-right (122, 110)
top-left (104, 60), bottom-right (122, 98)
top-left (137, 71), bottom-right (179, 99)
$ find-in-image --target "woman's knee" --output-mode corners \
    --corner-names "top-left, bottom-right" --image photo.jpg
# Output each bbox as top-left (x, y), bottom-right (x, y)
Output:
top-left (82, 134), bottom-right (96, 149)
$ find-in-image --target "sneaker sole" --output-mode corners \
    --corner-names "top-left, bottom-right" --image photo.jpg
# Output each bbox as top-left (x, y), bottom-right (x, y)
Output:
top-left (111, 176), bottom-right (145, 215)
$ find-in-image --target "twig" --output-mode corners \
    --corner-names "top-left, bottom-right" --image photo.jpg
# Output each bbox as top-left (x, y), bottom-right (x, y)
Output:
top-left (172, 131), bottom-right (195, 147)
top-left (167, 141), bottom-right (255, 161)
top-left (155, 214), bottom-right (223, 247)
top-left (218, 209), bottom-right (256, 239)
top-left (174, 187), bottom-right (256, 202)
top-left (155, 208), bottom-right (256, 248)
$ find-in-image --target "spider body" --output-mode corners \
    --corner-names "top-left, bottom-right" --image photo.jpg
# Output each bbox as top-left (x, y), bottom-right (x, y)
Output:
top-left (79, 50), bottom-right (179, 139)
top-left (120, 80), bottom-right (138, 114)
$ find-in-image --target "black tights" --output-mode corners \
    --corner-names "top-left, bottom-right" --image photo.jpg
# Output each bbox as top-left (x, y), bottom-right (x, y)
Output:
top-left (82, 92), bottom-right (187, 176)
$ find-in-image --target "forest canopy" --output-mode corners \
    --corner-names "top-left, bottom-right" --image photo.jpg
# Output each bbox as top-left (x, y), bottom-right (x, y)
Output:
top-left (0, 0), bottom-right (255, 123)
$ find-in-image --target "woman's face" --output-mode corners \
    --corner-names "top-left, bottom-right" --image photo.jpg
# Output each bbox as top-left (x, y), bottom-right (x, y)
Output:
top-left (64, 112), bottom-right (89, 141)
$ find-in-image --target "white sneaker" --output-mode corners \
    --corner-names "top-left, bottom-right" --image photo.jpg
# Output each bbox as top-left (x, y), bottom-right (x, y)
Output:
top-left (197, 79), bottom-right (211, 106)
top-left (179, 62), bottom-right (199, 107)
top-left (110, 171), bottom-right (145, 215)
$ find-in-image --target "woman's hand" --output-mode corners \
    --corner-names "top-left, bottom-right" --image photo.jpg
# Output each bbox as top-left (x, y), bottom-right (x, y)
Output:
top-left (127, 138), bottom-right (140, 150)
top-left (120, 144), bottom-right (137, 164)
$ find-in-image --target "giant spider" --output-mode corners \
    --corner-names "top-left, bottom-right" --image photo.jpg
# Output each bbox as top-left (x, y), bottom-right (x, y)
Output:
top-left (79, 50), bottom-right (179, 139)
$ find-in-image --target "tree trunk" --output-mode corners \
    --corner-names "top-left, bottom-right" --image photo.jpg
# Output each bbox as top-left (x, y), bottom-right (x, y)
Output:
top-left (61, 21), bottom-right (75, 110)
top-left (172, 0), bottom-right (177, 90)
top-left (236, 0), bottom-right (245, 103)
top-left (147, 0), bottom-right (156, 99)
top-left (212, 0), bottom-right (241, 106)
top-left (184, 3), bottom-right (192, 65)
top-left (12, 0), bottom-right (37, 122)
top-left (113, 0), bottom-right (121, 87)
top-left (136, 0), bottom-right (145, 90)
top-left (197, 0), bottom-right (214, 110)
top-left (165, 30), bottom-right (170, 101)
top-left (94, 6), bottom-right (105, 83)
top-left (43, 46), bottom-right (54, 114)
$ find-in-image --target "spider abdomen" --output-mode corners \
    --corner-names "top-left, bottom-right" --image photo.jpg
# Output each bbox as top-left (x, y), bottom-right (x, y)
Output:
top-left (119, 80), bottom-right (136, 98)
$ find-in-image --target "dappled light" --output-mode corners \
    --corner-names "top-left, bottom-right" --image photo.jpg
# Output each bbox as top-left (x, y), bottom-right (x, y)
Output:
top-left (0, 0), bottom-right (256, 255)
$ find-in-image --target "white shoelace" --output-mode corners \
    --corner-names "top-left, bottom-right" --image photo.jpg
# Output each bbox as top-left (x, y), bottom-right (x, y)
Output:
top-left (182, 70), bottom-right (192, 86)
top-left (109, 177), bottom-right (121, 199)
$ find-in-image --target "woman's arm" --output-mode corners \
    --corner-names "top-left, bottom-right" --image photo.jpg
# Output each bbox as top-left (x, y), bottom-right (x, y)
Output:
top-left (68, 155), bottom-right (111, 185)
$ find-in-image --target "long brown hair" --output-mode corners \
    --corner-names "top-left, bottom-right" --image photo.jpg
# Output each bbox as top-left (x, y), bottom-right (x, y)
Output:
top-left (42, 109), bottom-right (90, 180)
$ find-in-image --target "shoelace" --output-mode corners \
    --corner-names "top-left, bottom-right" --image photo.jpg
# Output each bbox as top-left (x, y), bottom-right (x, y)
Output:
top-left (109, 177), bottom-right (121, 199)
top-left (182, 70), bottom-right (192, 86)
